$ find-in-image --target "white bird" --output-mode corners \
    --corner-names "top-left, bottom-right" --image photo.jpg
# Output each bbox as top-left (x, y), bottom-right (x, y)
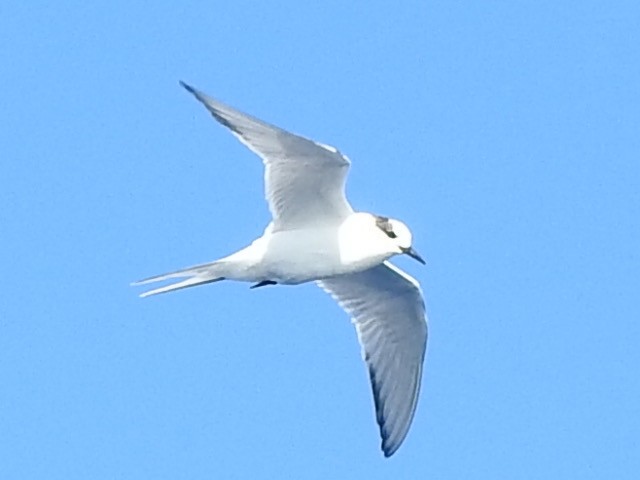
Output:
top-left (133, 82), bottom-right (428, 457)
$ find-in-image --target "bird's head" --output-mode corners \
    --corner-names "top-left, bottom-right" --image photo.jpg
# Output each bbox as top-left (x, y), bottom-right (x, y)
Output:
top-left (373, 215), bottom-right (426, 265)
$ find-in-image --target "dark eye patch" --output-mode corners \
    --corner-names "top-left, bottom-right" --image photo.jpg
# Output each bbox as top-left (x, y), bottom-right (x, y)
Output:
top-left (375, 215), bottom-right (397, 239)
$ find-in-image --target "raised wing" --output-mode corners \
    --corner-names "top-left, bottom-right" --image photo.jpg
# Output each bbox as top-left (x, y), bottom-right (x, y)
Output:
top-left (180, 82), bottom-right (353, 230)
top-left (318, 262), bottom-right (427, 457)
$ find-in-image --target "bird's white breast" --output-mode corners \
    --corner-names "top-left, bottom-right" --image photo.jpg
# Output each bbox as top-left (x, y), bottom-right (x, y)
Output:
top-left (254, 215), bottom-right (392, 284)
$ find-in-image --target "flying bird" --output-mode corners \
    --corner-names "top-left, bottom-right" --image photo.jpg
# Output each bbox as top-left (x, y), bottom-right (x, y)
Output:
top-left (133, 82), bottom-right (428, 457)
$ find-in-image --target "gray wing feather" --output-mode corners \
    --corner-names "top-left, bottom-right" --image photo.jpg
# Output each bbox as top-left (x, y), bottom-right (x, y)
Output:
top-left (318, 262), bottom-right (427, 457)
top-left (180, 82), bottom-right (353, 230)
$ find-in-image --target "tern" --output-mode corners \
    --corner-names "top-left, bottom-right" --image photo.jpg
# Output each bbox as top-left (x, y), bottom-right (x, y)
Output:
top-left (133, 82), bottom-right (428, 457)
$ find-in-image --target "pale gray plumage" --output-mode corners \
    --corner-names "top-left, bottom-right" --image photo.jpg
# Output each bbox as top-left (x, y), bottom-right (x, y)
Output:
top-left (318, 262), bottom-right (427, 457)
top-left (180, 82), bottom-right (353, 231)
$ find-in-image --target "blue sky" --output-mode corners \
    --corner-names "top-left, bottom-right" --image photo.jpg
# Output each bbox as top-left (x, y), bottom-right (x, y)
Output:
top-left (1, 1), bottom-right (639, 478)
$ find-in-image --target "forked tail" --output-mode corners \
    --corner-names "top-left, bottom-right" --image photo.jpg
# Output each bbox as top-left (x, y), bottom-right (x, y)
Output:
top-left (131, 260), bottom-right (226, 297)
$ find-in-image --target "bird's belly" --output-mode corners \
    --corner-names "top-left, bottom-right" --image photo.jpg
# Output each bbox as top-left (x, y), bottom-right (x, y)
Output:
top-left (261, 250), bottom-right (340, 284)
top-left (259, 230), bottom-right (353, 284)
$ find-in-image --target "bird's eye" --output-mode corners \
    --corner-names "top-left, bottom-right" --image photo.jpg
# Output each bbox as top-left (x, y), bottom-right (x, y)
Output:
top-left (375, 215), bottom-right (397, 239)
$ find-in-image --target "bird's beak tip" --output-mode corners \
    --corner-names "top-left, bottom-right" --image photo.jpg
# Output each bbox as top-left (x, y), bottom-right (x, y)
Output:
top-left (401, 246), bottom-right (426, 265)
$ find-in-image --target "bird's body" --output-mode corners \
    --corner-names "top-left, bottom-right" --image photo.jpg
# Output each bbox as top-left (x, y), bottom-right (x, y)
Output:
top-left (138, 212), bottom-right (409, 292)
top-left (234, 216), bottom-right (392, 284)
top-left (134, 82), bottom-right (429, 457)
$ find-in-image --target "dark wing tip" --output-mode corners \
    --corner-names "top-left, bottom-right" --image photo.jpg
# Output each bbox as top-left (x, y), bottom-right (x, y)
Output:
top-left (380, 418), bottom-right (400, 457)
top-left (369, 365), bottom-right (401, 458)
top-left (177, 81), bottom-right (242, 135)
top-left (382, 439), bottom-right (400, 458)
top-left (179, 80), bottom-right (196, 94)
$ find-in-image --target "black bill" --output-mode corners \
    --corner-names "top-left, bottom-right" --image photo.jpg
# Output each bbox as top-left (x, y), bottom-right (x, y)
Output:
top-left (401, 246), bottom-right (426, 265)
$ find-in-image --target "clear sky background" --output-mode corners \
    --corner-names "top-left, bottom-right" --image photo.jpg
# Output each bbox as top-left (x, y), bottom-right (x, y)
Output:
top-left (1, 1), bottom-right (639, 478)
